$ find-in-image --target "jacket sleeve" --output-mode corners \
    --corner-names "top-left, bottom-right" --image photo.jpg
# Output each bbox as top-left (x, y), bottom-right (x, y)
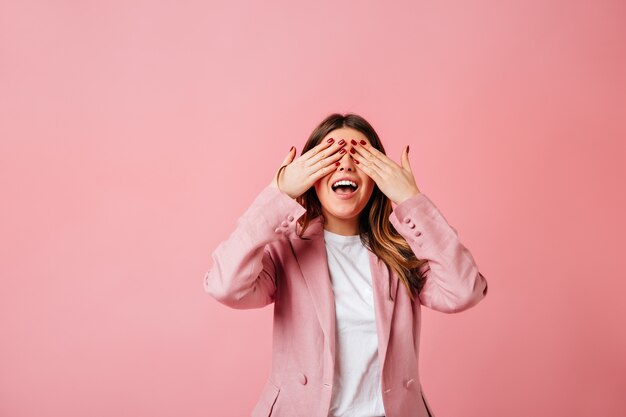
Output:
top-left (203, 185), bottom-right (307, 309)
top-left (389, 192), bottom-right (489, 313)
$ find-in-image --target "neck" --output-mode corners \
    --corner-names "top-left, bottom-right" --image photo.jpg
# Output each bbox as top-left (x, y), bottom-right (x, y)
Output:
top-left (322, 214), bottom-right (359, 236)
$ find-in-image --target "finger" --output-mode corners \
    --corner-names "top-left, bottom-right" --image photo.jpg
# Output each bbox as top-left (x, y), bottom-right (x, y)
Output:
top-left (352, 156), bottom-right (383, 183)
top-left (355, 138), bottom-right (388, 159)
top-left (349, 140), bottom-right (386, 173)
top-left (401, 145), bottom-right (412, 172)
top-left (310, 148), bottom-right (352, 179)
top-left (274, 146), bottom-right (296, 183)
top-left (306, 138), bottom-right (347, 167)
top-left (309, 148), bottom-right (347, 179)
top-left (281, 146), bottom-right (297, 166)
top-left (310, 162), bottom-right (333, 181)
top-left (301, 137), bottom-right (336, 162)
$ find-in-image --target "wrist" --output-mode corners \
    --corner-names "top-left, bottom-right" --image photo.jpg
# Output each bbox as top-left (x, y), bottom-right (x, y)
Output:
top-left (274, 179), bottom-right (297, 200)
top-left (394, 188), bottom-right (421, 205)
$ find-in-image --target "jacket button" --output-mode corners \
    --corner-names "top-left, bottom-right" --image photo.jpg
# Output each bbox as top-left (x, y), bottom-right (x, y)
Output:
top-left (405, 379), bottom-right (414, 388)
top-left (403, 218), bottom-right (411, 223)
top-left (281, 221), bottom-right (289, 227)
top-left (408, 223), bottom-right (415, 229)
top-left (287, 215), bottom-right (294, 222)
top-left (298, 373), bottom-right (307, 385)
top-left (416, 231), bottom-right (422, 236)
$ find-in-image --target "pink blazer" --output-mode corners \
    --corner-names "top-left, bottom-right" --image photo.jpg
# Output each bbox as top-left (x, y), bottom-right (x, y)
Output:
top-left (204, 185), bottom-right (488, 417)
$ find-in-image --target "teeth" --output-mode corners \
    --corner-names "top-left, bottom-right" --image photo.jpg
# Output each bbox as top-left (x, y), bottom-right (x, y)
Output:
top-left (332, 180), bottom-right (358, 188)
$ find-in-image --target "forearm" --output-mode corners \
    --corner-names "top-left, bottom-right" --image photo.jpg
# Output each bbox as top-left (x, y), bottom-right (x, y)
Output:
top-left (389, 192), bottom-right (488, 313)
top-left (203, 185), bottom-right (307, 309)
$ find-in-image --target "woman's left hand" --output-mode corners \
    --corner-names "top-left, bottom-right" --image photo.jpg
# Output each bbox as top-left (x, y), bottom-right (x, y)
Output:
top-left (350, 139), bottom-right (421, 205)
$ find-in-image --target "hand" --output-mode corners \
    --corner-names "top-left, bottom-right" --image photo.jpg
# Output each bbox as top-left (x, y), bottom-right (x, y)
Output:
top-left (269, 138), bottom-right (348, 199)
top-left (349, 140), bottom-right (421, 205)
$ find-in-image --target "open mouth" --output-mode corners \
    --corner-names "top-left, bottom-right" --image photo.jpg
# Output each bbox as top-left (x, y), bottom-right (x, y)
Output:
top-left (331, 180), bottom-right (359, 195)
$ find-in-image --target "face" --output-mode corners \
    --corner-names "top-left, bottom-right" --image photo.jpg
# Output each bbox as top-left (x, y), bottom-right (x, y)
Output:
top-left (313, 127), bottom-right (376, 227)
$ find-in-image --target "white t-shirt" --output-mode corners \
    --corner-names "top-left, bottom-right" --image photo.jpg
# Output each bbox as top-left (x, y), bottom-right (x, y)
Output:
top-left (324, 229), bottom-right (386, 417)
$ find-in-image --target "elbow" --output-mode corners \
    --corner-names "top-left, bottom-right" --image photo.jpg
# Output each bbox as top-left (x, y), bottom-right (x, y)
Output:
top-left (419, 268), bottom-right (489, 313)
top-left (203, 270), bottom-right (230, 302)
top-left (203, 275), bottom-right (243, 308)
top-left (451, 272), bottom-right (488, 313)
top-left (203, 270), bottom-right (273, 310)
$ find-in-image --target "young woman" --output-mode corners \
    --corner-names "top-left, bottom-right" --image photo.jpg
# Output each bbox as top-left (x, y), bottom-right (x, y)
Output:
top-left (204, 113), bottom-right (489, 417)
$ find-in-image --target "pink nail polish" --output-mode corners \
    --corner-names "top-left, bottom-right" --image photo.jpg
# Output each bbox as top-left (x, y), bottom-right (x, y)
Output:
top-left (327, 137), bottom-right (334, 143)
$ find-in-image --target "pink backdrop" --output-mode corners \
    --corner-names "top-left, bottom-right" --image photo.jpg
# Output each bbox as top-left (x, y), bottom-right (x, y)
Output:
top-left (1, 1), bottom-right (625, 416)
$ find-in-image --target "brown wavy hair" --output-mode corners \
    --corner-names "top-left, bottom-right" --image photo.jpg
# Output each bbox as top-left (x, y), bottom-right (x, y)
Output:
top-left (295, 113), bottom-right (427, 302)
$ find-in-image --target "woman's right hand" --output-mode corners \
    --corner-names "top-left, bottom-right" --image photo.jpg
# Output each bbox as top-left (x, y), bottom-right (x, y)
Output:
top-left (269, 138), bottom-right (348, 199)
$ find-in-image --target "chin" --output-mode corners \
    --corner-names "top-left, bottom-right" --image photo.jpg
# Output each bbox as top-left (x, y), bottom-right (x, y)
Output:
top-left (326, 200), bottom-right (367, 217)
top-left (327, 209), bottom-right (360, 220)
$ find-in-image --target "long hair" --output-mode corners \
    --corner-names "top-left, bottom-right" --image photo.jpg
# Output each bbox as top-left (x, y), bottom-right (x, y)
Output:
top-left (295, 113), bottom-right (427, 302)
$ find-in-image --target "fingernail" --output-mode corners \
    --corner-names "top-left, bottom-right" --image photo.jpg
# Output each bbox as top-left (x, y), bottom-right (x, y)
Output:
top-left (355, 159), bottom-right (360, 164)
top-left (339, 148), bottom-right (347, 154)
top-left (350, 139), bottom-right (357, 145)
top-left (338, 139), bottom-right (346, 146)
top-left (350, 147), bottom-right (356, 154)
top-left (407, 145), bottom-right (410, 153)
top-left (359, 140), bottom-right (366, 145)
top-left (290, 146), bottom-right (295, 152)
top-left (335, 161), bottom-right (340, 166)
top-left (327, 137), bottom-right (334, 143)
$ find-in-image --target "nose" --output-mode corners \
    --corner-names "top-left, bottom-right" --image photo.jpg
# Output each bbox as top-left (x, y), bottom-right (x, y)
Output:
top-left (337, 153), bottom-right (355, 172)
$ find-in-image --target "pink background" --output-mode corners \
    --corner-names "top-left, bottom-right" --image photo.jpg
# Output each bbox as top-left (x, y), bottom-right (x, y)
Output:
top-left (1, 0), bottom-right (625, 416)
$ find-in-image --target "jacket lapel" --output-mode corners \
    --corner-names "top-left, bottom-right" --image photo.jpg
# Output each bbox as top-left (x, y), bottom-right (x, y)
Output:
top-left (289, 217), bottom-right (399, 376)
top-left (369, 250), bottom-right (399, 372)
top-left (289, 218), bottom-right (337, 371)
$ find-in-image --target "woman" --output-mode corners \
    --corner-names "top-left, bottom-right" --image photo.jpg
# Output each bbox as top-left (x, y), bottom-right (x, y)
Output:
top-left (204, 113), bottom-right (489, 417)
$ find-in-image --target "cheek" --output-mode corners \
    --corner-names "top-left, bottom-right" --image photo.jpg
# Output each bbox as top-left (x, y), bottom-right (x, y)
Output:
top-left (314, 181), bottom-right (329, 200)
top-left (314, 174), bottom-right (333, 194)
top-left (361, 177), bottom-right (375, 193)
top-left (360, 182), bottom-right (375, 202)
